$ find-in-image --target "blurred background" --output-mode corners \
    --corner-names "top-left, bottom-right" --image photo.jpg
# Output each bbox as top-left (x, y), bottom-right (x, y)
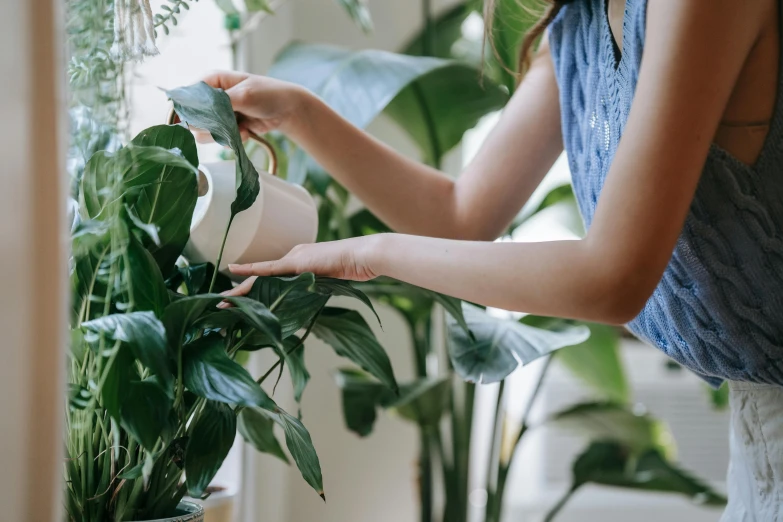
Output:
top-left (1, 1), bottom-right (732, 521)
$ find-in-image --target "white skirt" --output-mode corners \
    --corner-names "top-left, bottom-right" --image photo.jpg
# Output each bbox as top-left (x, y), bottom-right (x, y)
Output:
top-left (720, 381), bottom-right (783, 522)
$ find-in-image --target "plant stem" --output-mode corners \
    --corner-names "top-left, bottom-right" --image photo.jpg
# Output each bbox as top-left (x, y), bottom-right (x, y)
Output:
top-left (257, 307), bottom-right (323, 384)
top-left (484, 380), bottom-right (506, 522)
top-left (488, 356), bottom-right (555, 522)
top-left (447, 379), bottom-right (474, 522)
top-left (209, 217), bottom-right (234, 293)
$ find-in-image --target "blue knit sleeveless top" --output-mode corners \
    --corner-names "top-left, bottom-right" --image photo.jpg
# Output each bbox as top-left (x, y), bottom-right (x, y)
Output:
top-left (549, 0), bottom-right (783, 386)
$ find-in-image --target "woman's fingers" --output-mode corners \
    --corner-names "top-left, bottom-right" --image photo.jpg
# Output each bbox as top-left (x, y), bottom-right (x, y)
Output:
top-left (216, 276), bottom-right (257, 308)
top-left (228, 261), bottom-right (285, 277)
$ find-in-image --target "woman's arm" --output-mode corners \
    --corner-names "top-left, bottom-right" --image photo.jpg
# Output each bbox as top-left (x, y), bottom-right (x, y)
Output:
top-left (287, 37), bottom-right (563, 240)
top-left (205, 37), bottom-right (562, 241)
top-left (225, 0), bottom-right (766, 325)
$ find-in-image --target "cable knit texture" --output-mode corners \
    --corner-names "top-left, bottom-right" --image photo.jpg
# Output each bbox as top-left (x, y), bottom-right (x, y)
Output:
top-left (549, 0), bottom-right (783, 386)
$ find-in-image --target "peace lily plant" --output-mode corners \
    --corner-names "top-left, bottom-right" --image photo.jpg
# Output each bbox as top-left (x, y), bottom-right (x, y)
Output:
top-left (66, 82), bottom-right (410, 521)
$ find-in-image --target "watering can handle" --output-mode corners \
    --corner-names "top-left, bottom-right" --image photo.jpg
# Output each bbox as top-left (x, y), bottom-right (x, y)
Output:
top-left (166, 107), bottom-right (278, 176)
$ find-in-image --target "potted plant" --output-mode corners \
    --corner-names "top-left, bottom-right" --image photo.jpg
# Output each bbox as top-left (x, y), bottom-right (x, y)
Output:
top-left (65, 81), bottom-right (402, 522)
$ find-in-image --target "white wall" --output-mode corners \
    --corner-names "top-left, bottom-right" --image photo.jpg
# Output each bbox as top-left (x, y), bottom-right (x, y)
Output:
top-left (0, 1), bottom-right (66, 521)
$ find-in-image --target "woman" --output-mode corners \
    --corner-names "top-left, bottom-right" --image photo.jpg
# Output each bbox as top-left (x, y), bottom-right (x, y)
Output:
top-left (211, 1), bottom-right (783, 519)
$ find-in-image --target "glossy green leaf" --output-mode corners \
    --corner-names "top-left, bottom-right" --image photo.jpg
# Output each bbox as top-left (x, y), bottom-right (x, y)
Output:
top-left (335, 0), bottom-right (373, 32)
top-left (120, 380), bottom-right (173, 450)
top-left (81, 144), bottom-right (199, 221)
top-left (448, 304), bottom-right (590, 383)
top-left (402, 3), bottom-right (474, 60)
top-left (283, 336), bottom-right (310, 403)
top-left (238, 407), bottom-right (289, 463)
top-left (347, 208), bottom-right (391, 237)
top-left (183, 335), bottom-right (274, 408)
top-left (544, 442), bottom-right (726, 522)
top-left (128, 124), bottom-right (199, 275)
top-left (242, 404), bottom-right (325, 499)
top-left (269, 43), bottom-right (507, 176)
top-left (246, 274), bottom-right (326, 338)
top-left (166, 82), bottom-right (260, 217)
top-left (185, 401), bottom-right (237, 497)
top-left (225, 296), bottom-right (282, 348)
top-left (162, 294), bottom-right (223, 349)
top-left (383, 61), bottom-right (507, 166)
top-left (274, 410), bottom-right (325, 499)
top-left (101, 344), bottom-right (136, 421)
top-left (333, 368), bottom-right (390, 437)
top-left (523, 318), bottom-right (628, 404)
top-left (548, 402), bottom-right (675, 458)
top-left (312, 307), bottom-right (398, 393)
top-left (82, 311), bottom-right (172, 388)
top-left (314, 277), bottom-right (380, 326)
top-left (126, 232), bottom-right (170, 318)
top-left (388, 377), bottom-right (451, 426)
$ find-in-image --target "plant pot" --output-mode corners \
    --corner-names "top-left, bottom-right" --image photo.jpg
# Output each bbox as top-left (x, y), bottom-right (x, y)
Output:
top-left (189, 485), bottom-right (237, 522)
top-left (130, 501), bottom-right (204, 522)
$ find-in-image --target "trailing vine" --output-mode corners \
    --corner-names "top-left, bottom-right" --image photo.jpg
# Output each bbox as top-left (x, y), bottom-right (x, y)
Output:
top-left (154, 0), bottom-right (199, 36)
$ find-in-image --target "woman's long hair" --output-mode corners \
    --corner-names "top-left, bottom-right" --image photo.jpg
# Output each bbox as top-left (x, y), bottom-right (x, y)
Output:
top-left (483, 0), bottom-right (572, 76)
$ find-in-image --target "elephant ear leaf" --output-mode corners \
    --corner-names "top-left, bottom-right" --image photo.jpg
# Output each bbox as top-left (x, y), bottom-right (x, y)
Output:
top-left (166, 81), bottom-right (260, 217)
top-left (447, 304), bottom-right (590, 384)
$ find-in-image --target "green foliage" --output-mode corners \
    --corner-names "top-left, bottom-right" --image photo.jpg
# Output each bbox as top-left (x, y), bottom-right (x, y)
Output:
top-left (65, 87), bottom-right (398, 521)
top-left (544, 442), bottom-right (727, 521)
top-left (154, 0), bottom-right (199, 36)
top-left (268, 42), bottom-right (507, 180)
top-left (447, 304), bottom-right (591, 383)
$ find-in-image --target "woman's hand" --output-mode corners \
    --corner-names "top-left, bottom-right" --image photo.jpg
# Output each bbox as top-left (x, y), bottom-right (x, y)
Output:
top-left (218, 236), bottom-right (384, 301)
top-left (199, 71), bottom-right (310, 139)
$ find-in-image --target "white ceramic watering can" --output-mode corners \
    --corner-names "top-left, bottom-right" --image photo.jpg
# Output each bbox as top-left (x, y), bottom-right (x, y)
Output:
top-left (168, 111), bottom-right (318, 273)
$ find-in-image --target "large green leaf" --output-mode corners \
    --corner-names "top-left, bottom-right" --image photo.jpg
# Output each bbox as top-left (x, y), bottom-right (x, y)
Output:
top-left (183, 335), bottom-right (275, 408)
top-left (100, 344), bottom-right (136, 421)
top-left (82, 311), bottom-right (172, 388)
top-left (402, 3), bottom-right (475, 60)
top-left (128, 124), bottom-right (199, 275)
top-left (269, 43), bottom-right (507, 176)
top-left (447, 304), bottom-right (590, 383)
top-left (246, 274), bottom-right (327, 338)
top-left (523, 317), bottom-right (628, 404)
top-left (81, 144), bottom-right (199, 221)
top-left (166, 82), bottom-right (260, 217)
top-left (185, 401), bottom-right (237, 497)
top-left (126, 231), bottom-right (170, 318)
top-left (244, 405), bottom-right (326, 499)
top-left (333, 368), bottom-right (391, 437)
top-left (238, 407), bottom-right (289, 463)
top-left (225, 296), bottom-right (283, 349)
top-left (547, 402), bottom-right (675, 458)
top-left (312, 307), bottom-right (398, 393)
top-left (120, 380), bottom-right (173, 450)
top-left (544, 442), bottom-right (726, 522)
top-left (387, 377), bottom-right (451, 427)
top-left (314, 277), bottom-right (380, 326)
top-left (283, 336), bottom-right (310, 404)
top-left (274, 410), bottom-right (325, 500)
top-left (162, 294), bottom-right (223, 349)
